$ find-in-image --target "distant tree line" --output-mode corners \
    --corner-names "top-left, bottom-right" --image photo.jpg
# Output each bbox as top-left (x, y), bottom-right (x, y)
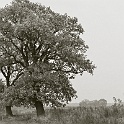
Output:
top-left (79, 99), bottom-right (107, 107)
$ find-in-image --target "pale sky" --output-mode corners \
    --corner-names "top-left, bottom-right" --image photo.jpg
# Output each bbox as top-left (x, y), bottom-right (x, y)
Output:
top-left (1, 0), bottom-right (124, 103)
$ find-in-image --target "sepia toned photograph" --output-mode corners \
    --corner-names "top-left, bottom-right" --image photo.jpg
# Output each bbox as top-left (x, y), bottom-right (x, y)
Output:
top-left (0, 0), bottom-right (124, 123)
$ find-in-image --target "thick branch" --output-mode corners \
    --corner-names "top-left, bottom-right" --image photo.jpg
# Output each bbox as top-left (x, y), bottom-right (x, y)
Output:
top-left (12, 54), bottom-right (25, 67)
top-left (1, 67), bottom-right (7, 78)
top-left (7, 66), bottom-right (11, 78)
top-left (20, 44), bottom-right (29, 66)
top-left (36, 44), bottom-right (42, 54)
top-left (11, 72), bottom-right (24, 86)
top-left (10, 40), bottom-right (22, 53)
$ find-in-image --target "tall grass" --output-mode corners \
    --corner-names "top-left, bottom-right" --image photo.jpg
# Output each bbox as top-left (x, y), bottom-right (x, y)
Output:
top-left (1, 105), bottom-right (124, 124)
top-left (46, 106), bottom-right (124, 124)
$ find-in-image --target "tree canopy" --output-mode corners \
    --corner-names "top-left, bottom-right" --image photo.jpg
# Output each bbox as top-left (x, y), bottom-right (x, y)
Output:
top-left (0, 0), bottom-right (95, 115)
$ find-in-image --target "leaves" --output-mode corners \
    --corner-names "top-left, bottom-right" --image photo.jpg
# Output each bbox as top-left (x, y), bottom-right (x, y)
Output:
top-left (0, 0), bottom-right (96, 108)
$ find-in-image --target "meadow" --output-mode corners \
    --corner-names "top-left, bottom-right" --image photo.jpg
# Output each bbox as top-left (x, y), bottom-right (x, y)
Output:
top-left (0, 103), bottom-right (124, 124)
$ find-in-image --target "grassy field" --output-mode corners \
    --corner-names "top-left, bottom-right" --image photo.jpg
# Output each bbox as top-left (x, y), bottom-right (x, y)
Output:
top-left (0, 105), bottom-right (124, 124)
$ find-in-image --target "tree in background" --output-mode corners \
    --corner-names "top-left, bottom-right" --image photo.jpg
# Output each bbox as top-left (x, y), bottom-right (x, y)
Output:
top-left (79, 99), bottom-right (107, 107)
top-left (0, 43), bottom-right (24, 116)
top-left (98, 99), bottom-right (107, 107)
top-left (0, 0), bottom-right (95, 117)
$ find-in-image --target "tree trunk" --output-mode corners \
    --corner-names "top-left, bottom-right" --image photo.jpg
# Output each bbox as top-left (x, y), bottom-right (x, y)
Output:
top-left (6, 106), bottom-right (13, 116)
top-left (6, 77), bottom-right (13, 116)
top-left (35, 101), bottom-right (45, 117)
top-left (1, 66), bottom-right (13, 116)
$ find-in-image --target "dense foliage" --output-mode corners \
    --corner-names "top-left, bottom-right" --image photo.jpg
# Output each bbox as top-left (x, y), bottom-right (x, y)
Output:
top-left (0, 0), bottom-right (95, 111)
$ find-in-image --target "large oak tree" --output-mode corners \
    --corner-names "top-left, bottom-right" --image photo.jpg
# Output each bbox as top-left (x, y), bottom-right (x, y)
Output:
top-left (0, 0), bottom-right (95, 117)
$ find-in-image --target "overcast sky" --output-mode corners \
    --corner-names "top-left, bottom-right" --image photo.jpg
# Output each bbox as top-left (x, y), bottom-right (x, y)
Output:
top-left (1, 0), bottom-right (124, 103)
